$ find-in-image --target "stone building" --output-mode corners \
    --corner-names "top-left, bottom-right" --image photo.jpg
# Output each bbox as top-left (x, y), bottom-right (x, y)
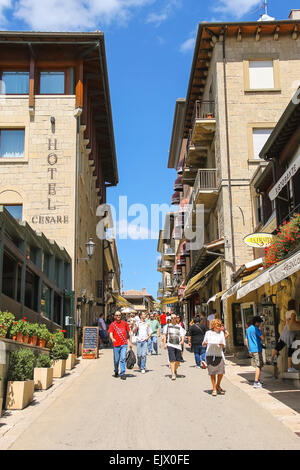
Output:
top-left (162, 12), bottom-right (300, 350)
top-left (0, 32), bottom-right (118, 344)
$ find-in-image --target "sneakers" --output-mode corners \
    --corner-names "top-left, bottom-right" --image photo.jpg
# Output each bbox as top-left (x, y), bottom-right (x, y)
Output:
top-left (287, 368), bottom-right (298, 373)
top-left (141, 369), bottom-right (146, 374)
top-left (201, 361), bottom-right (207, 369)
top-left (114, 372), bottom-right (119, 378)
top-left (253, 381), bottom-right (262, 389)
top-left (196, 365), bottom-right (201, 369)
top-left (120, 375), bottom-right (126, 380)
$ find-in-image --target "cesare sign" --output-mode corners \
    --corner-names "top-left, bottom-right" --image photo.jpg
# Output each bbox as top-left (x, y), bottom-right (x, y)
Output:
top-left (243, 233), bottom-right (275, 248)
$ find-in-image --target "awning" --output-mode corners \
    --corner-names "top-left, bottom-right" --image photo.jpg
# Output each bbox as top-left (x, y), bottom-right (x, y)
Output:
top-left (112, 294), bottom-right (131, 308)
top-left (269, 250), bottom-right (300, 286)
top-left (184, 257), bottom-right (222, 297)
top-left (236, 269), bottom-right (270, 300)
top-left (207, 290), bottom-right (226, 303)
top-left (221, 281), bottom-right (242, 301)
top-left (161, 296), bottom-right (179, 305)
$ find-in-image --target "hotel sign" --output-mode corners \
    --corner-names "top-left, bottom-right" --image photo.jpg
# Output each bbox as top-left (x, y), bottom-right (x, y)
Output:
top-left (243, 233), bottom-right (275, 248)
top-left (269, 250), bottom-right (300, 285)
top-left (269, 153), bottom-right (300, 201)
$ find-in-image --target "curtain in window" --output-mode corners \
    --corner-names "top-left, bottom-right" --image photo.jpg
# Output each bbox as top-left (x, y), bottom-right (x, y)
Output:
top-left (0, 130), bottom-right (25, 158)
top-left (2, 72), bottom-right (29, 94)
top-left (40, 72), bottom-right (65, 94)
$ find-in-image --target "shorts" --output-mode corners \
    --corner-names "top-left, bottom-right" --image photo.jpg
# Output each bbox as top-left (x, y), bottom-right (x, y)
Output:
top-left (275, 339), bottom-right (295, 358)
top-left (167, 346), bottom-right (181, 363)
top-left (252, 351), bottom-right (264, 369)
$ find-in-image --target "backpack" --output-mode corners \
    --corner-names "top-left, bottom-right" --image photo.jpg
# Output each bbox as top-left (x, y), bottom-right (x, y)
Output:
top-left (126, 349), bottom-right (136, 369)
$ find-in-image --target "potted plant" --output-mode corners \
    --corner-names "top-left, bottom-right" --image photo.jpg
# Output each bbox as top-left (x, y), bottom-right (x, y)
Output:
top-left (65, 338), bottom-right (75, 370)
top-left (10, 319), bottom-right (27, 342)
top-left (6, 349), bottom-right (35, 410)
top-left (21, 318), bottom-right (30, 343)
top-left (51, 344), bottom-right (69, 378)
top-left (28, 323), bottom-right (39, 346)
top-left (34, 354), bottom-right (53, 390)
top-left (0, 311), bottom-right (15, 338)
top-left (37, 324), bottom-right (50, 348)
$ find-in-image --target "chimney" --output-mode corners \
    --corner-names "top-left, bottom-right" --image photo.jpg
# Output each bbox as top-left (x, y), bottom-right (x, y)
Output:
top-left (289, 9), bottom-right (300, 19)
top-left (142, 288), bottom-right (147, 295)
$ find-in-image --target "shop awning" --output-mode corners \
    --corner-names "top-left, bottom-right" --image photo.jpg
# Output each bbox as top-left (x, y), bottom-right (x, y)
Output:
top-left (184, 257), bottom-right (222, 297)
top-left (236, 269), bottom-right (270, 300)
top-left (112, 294), bottom-right (131, 308)
top-left (207, 290), bottom-right (226, 303)
top-left (161, 296), bottom-right (179, 305)
top-left (269, 250), bottom-right (300, 286)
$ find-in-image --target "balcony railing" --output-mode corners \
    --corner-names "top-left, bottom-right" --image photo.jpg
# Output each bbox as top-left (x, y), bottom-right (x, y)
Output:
top-left (192, 100), bottom-right (215, 122)
top-left (163, 247), bottom-right (175, 257)
top-left (161, 260), bottom-right (173, 270)
top-left (194, 168), bottom-right (217, 192)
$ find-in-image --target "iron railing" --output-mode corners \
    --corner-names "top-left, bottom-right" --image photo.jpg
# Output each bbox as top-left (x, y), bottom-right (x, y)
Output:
top-left (192, 100), bottom-right (215, 121)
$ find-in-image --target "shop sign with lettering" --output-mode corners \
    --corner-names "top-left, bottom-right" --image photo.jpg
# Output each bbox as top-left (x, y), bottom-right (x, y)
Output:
top-left (243, 233), bottom-right (275, 248)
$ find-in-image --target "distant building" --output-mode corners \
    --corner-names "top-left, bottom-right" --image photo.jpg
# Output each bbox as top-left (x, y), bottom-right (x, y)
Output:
top-left (123, 289), bottom-right (155, 314)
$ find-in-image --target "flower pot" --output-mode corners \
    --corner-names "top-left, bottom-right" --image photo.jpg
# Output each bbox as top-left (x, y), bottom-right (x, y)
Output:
top-left (16, 332), bottom-right (23, 342)
top-left (5, 380), bottom-right (34, 410)
top-left (206, 113), bottom-right (213, 119)
top-left (38, 338), bottom-right (46, 348)
top-left (12, 335), bottom-right (17, 341)
top-left (34, 367), bottom-right (53, 390)
top-left (66, 353), bottom-right (75, 370)
top-left (22, 335), bottom-right (29, 344)
top-left (83, 353), bottom-right (96, 360)
top-left (52, 359), bottom-right (66, 378)
top-left (29, 335), bottom-right (38, 346)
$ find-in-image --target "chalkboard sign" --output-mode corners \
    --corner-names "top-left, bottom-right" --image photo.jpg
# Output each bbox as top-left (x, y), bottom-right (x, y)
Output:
top-left (83, 327), bottom-right (99, 359)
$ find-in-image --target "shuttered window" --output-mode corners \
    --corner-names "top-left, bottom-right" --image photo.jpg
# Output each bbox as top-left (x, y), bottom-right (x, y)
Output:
top-left (249, 60), bottom-right (274, 89)
top-left (252, 128), bottom-right (273, 159)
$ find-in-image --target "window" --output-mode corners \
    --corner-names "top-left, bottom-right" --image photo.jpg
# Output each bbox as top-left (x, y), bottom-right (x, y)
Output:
top-left (4, 204), bottom-right (22, 221)
top-left (0, 129), bottom-right (25, 158)
top-left (249, 60), bottom-right (274, 89)
top-left (244, 58), bottom-right (280, 91)
top-left (1, 71), bottom-right (29, 94)
top-left (252, 128), bottom-right (273, 159)
top-left (40, 71), bottom-right (65, 94)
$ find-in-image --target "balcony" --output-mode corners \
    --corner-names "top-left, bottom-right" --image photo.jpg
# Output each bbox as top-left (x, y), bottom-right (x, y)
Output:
top-left (163, 247), bottom-right (175, 260)
top-left (161, 260), bottom-right (173, 271)
top-left (165, 280), bottom-right (173, 290)
top-left (158, 282), bottom-right (164, 292)
top-left (157, 258), bottom-right (162, 272)
top-left (157, 291), bottom-right (163, 299)
top-left (177, 256), bottom-right (186, 267)
top-left (192, 169), bottom-right (218, 210)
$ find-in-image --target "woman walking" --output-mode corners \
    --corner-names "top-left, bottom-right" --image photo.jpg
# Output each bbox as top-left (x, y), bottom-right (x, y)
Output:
top-left (202, 319), bottom-right (226, 396)
top-left (188, 314), bottom-right (208, 369)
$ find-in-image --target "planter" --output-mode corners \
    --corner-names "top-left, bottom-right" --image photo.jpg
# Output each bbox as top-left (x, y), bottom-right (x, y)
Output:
top-left (22, 335), bottom-right (29, 344)
top-left (29, 335), bottom-right (38, 346)
top-left (52, 359), bottom-right (66, 378)
top-left (66, 353), bottom-right (75, 370)
top-left (0, 398), bottom-right (2, 416)
top-left (83, 353), bottom-right (96, 360)
top-left (34, 367), bottom-right (53, 390)
top-left (5, 380), bottom-right (34, 410)
top-left (12, 335), bottom-right (17, 341)
top-left (16, 332), bottom-right (23, 342)
top-left (37, 338), bottom-right (46, 348)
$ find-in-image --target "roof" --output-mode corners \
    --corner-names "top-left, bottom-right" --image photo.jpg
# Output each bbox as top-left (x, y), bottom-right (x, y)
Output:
top-left (183, 19), bottom-right (300, 138)
top-left (168, 98), bottom-right (186, 169)
top-left (259, 92), bottom-right (300, 160)
top-left (0, 31), bottom-right (118, 186)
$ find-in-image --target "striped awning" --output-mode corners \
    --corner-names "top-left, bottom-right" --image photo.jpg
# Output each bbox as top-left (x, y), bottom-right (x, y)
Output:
top-left (184, 257), bottom-right (222, 298)
top-left (161, 296), bottom-right (179, 305)
top-left (112, 294), bottom-right (131, 308)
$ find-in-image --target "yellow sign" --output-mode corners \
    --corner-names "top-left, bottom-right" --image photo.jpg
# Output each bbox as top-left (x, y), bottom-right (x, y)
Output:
top-left (243, 233), bottom-right (275, 248)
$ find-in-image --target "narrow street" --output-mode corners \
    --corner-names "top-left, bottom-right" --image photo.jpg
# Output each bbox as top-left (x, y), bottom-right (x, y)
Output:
top-left (6, 344), bottom-right (300, 451)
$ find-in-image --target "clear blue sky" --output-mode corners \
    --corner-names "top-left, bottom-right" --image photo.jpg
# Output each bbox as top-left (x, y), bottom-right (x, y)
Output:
top-left (1, 0), bottom-right (295, 298)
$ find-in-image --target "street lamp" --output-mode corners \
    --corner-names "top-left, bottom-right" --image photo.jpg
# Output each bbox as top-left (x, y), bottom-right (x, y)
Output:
top-left (77, 237), bottom-right (96, 262)
top-left (108, 270), bottom-right (115, 290)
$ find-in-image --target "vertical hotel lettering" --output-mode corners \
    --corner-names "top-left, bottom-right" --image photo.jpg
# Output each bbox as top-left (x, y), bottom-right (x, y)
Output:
top-left (48, 138), bottom-right (57, 211)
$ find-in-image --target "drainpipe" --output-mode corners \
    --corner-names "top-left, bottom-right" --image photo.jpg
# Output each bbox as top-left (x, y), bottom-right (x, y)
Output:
top-left (222, 31), bottom-right (236, 274)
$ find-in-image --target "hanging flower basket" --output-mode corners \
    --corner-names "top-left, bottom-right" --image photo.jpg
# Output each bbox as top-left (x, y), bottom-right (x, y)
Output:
top-left (264, 214), bottom-right (300, 269)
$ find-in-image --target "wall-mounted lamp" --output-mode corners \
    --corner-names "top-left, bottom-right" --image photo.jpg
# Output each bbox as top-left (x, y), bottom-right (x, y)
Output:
top-left (77, 238), bottom-right (96, 262)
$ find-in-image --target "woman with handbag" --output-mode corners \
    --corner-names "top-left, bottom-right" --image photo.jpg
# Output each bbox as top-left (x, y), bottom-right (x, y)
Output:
top-left (202, 319), bottom-right (226, 396)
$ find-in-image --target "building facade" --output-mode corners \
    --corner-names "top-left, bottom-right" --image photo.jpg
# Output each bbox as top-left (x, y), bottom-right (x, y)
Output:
top-left (0, 32), bottom-right (119, 348)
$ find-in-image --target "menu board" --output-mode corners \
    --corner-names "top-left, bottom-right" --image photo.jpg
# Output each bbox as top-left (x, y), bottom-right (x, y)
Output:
top-left (83, 327), bottom-right (99, 359)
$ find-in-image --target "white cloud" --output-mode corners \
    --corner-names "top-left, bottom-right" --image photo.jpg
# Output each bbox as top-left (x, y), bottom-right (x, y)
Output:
top-left (0, 0), bottom-right (12, 23)
top-left (146, 0), bottom-right (181, 27)
top-left (10, 0), bottom-right (154, 30)
top-left (212, 0), bottom-right (262, 18)
top-left (179, 36), bottom-right (195, 53)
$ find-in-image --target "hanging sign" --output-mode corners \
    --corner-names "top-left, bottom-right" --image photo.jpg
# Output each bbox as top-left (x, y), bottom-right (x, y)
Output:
top-left (269, 153), bottom-right (300, 201)
top-left (243, 233), bottom-right (275, 248)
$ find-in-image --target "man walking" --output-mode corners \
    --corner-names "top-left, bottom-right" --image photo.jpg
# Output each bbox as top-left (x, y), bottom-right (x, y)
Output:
top-left (108, 311), bottom-right (132, 380)
top-left (163, 313), bottom-right (185, 380)
top-left (133, 312), bottom-right (152, 373)
top-left (147, 312), bottom-right (161, 355)
top-left (188, 314), bottom-right (208, 369)
top-left (98, 313), bottom-right (107, 348)
top-left (245, 316), bottom-right (265, 388)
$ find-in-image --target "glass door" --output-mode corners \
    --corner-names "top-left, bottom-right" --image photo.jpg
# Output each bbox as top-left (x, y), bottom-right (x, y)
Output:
top-left (241, 302), bottom-right (257, 344)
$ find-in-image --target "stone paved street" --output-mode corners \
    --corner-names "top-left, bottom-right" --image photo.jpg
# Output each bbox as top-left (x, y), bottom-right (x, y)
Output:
top-left (2, 343), bottom-right (300, 450)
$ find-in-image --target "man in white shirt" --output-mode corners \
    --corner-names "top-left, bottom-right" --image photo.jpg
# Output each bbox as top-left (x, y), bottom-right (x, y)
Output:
top-left (133, 312), bottom-right (152, 373)
top-left (163, 313), bottom-right (185, 380)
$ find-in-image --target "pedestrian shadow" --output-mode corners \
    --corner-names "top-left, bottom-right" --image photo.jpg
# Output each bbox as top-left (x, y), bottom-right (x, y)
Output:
top-left (164, 374), bottom-right (186, 379)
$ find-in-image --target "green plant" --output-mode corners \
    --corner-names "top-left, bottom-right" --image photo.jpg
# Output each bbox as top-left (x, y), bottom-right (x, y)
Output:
top-left (37, 324), bottom-right (51, 342)
top-left (35, 354), bottom-right (52, 368)
top-left (52, 329), bottom-right (65, 345)
top-left (51, 344), bottom-right (69, 361)
top-left (7, 349), bottom-right (35, 381)
top-left (0, 311), bottom-right (15, 329)
top-left (27, 323), bottom-right (39, 338)
top-left (65, 338), bottom-right (74, 354)
top-left (9, 319), bottom-right (27, 337)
